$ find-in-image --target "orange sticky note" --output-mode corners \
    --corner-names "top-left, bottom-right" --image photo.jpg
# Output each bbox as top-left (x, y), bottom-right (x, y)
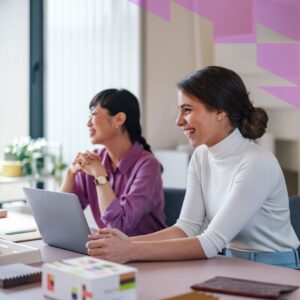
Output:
top-left (0, 209), bottom-right (8, 218)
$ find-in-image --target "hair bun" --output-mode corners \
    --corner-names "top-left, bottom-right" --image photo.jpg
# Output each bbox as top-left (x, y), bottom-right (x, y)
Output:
top-left (239, 107), bottom-right (268, 139)
top-left (244, 107), bottom-right (255, 119)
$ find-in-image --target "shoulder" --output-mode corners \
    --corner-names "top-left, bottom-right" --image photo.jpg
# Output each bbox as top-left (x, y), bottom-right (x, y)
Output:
top-left (236, 142), bottom-right (282, 184)
top-left (139, 150), bottom-right (161, 168)
top-left (130, 149), bottom-right (161, 174)
top-left (243, 142), bottom-right (278, 169)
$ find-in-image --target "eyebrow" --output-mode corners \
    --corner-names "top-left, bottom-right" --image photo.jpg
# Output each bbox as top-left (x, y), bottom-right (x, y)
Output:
top-left (179, 103), bottom-right (193, 109)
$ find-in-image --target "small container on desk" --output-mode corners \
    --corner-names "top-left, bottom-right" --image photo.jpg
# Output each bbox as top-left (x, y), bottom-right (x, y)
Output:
top-left (0, 239), bottom-right (42, 266)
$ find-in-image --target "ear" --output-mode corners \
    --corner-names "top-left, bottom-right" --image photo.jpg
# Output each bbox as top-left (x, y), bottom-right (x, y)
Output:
top-left (215, 110), bottom-right (227, 121)
top-left (113, 112), bottom-right (126, 127)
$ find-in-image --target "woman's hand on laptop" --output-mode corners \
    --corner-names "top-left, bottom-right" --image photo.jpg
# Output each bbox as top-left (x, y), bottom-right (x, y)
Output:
top-left (86, 229), bottom-right (132, 263)
top-left (88, 228), bottom-right (129, 241)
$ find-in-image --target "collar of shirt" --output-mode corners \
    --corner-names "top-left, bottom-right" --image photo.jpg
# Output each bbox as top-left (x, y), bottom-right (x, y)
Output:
top-left (101, 142), bottom-right (143, 175)
top-left (207, 128), bottom-right (249, 159)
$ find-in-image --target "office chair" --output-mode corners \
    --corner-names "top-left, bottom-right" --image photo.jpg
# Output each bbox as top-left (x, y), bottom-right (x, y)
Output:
top-left (289, 195), bottom-right (300, 240)
top-left (164, 188), bottom-right (186, 227)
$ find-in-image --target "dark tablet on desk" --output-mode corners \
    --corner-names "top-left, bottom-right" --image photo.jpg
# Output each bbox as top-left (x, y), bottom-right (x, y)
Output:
top-left (23, 188), bottom-right (91, 254)
top-left (191, 276), bottom-right (298, 299)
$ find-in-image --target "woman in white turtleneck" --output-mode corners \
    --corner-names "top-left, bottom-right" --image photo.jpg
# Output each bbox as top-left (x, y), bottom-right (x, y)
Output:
top-left (86, 66), bottom-right (300, 269)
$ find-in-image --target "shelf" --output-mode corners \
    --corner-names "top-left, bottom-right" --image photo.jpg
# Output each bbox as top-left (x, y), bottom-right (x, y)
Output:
top-left (0, 176), bottom-right (29, 184)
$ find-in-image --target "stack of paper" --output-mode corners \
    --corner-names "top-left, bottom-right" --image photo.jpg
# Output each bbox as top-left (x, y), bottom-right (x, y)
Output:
top-left (0, 240), bottom-right (42, 265)
top-left (0, 208), bottom-right (41, 242)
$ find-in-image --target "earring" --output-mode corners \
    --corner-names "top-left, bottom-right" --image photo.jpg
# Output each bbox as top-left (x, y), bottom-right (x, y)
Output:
top-left (115, 125), bottom-right (119, 129)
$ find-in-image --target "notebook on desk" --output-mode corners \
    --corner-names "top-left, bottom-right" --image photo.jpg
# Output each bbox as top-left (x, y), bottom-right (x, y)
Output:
top-left (23, 188), bottom-right (91, 254)
top-left (0, 230), bottom-right (41, 243)
top-left (0, 210), bottom-right (41, 242)
top-left (191, 276), bottom-right (298, 299)
top-left (0, 263), bottom-right (41, 288)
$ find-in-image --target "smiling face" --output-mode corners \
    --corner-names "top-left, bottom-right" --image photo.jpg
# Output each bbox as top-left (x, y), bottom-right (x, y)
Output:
top-left (87, 105), bottom-right (117, 145)
top-left (176, 90), bottom-right (233, 148)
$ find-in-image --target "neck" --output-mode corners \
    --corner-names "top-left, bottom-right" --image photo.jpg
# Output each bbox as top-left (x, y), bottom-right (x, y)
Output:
top-left (105, 134), bottom-right (133, 170)
top-left (221, 125), bottom-right (235, 142)
top-left (207, 124), bottom-right (235, 147)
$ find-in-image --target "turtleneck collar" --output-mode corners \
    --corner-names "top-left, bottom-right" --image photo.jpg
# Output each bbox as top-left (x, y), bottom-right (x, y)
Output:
top-left (207, 128), bottom-right (248, 159)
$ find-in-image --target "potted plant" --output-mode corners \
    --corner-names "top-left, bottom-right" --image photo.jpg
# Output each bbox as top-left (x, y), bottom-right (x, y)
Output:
top-left (2, 137), bottom-right (67, 185)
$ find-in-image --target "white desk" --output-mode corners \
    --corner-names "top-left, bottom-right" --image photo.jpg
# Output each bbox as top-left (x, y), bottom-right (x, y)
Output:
top-left (1, 240), bottom-right (300, 299)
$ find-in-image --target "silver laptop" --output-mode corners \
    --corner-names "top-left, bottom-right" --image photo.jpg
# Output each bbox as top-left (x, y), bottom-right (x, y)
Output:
top-left (23, 187), bottom-right (91, 254)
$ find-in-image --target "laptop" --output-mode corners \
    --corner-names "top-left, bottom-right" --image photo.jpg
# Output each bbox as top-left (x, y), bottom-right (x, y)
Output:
top-left (23, 188), bottom-right (92, 254)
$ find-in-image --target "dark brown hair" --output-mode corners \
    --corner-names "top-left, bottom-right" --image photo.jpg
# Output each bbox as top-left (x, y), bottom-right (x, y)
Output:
top-left (177, 66), bottom-right (268, 139)
top-left (90, 89), bottom-right (152, 153)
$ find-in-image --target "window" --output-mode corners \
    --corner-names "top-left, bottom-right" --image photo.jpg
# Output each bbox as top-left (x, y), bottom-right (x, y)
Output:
top-left (44, 0), bottom-right (141, 163)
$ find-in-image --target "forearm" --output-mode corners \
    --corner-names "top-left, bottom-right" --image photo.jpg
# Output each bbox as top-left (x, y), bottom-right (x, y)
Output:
top-left (87, 228), bottom-right (206, 263)
top-left (95, 183), bottom-right (116, 214)
top-left (130, 226), bottom-right (187, 242)
top-left (60, 169), bottom-right (76, 193)
top-left (129, 237), bottom-right (206, 261)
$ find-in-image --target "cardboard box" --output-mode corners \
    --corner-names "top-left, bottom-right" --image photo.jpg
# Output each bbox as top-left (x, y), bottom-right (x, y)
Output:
top-left (43, 256), bottom-right (137, 300)
top-left (0, 239), bottom-right (42, 265)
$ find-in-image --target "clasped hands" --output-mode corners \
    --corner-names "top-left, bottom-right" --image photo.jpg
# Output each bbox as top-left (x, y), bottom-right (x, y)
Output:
top-left (70, 151), bottom-right (106, 177)
top-left (86, 228), bottom-right (132, 263)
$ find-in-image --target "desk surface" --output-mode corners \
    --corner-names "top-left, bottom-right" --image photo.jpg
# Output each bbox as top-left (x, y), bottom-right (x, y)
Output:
top-left (1, 240), bottom-right (300, 300)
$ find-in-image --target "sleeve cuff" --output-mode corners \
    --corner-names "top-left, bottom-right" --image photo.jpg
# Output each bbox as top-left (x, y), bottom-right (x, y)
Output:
top-left (101, 198), bottom-right (123, 224)
top-left (175, 218), bottom-right (207, 237)
top-left (197, 235), bottom-right (219, 258)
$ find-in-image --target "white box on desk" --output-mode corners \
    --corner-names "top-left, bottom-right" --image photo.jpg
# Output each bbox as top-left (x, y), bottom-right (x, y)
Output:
top-left (42, 256), bottom-right (137, 300)
top-left (0, 239), bottom-right (42, 265)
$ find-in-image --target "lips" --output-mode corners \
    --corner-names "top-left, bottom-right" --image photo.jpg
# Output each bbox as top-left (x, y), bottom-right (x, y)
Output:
top-left (183, 128), bottom-right (196, 138)
top-left (89, 129), bottom-right (96, 137)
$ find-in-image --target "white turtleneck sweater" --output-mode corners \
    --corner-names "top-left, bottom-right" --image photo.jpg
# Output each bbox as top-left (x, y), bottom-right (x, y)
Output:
top-left (175, 129), bottom-right (300, 258)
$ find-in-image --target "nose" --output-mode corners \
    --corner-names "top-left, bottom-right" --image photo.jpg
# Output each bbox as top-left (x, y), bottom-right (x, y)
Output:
top-left (87, 116), bottom-right (92, 127)
top-left (176, 112), bottom-right (185, 127)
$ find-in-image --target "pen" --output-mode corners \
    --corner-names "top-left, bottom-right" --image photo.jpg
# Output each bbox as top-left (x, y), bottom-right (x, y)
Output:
top-left (5, 229), bottom-right (37, 235)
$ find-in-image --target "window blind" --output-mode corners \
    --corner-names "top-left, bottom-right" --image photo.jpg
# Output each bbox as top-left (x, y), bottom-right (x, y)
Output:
top-left (44, 0), bottom-right (141, 164)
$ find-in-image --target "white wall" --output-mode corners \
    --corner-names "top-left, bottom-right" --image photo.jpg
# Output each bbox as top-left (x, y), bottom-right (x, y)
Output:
top-left (0, 0), bottom-right (29, 158)
top-left (143, 4), bottom-right (214, 150)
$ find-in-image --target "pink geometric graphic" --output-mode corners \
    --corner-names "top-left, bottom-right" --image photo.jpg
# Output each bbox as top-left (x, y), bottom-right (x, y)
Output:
top-left (256, 0), bottom-right (300, 108)
top-left (128, 0), bottom-right (171, 21)
top-left (261, 87), bottom-right (300, 109)
top-left (256, 0), bottom-right (300, 41)
top-left (174, 0), bottom-right (255, 43)
top-left (257, 44), bottom-right (300, 86)
top-left (128, 0), bottom-right (300, 108)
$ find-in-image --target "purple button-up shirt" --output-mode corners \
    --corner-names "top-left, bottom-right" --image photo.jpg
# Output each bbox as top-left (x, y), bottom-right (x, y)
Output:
top-left (73, 142), bottom-right (166, 236)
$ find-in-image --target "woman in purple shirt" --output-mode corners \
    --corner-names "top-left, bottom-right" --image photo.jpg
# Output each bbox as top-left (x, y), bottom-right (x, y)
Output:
top-left (60, 89), bottom-right (166, 236)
